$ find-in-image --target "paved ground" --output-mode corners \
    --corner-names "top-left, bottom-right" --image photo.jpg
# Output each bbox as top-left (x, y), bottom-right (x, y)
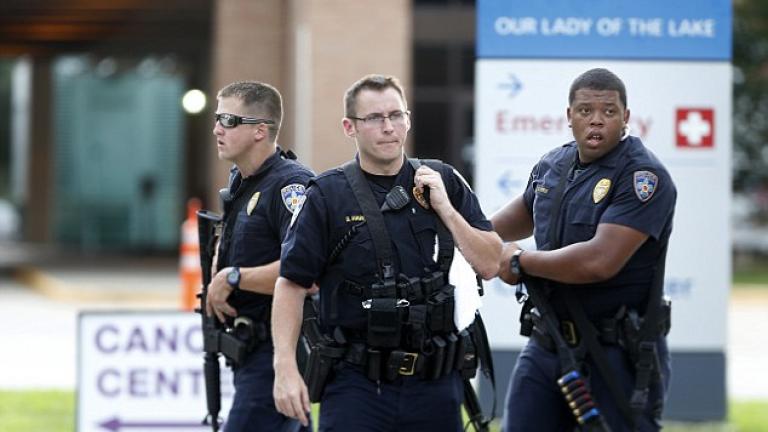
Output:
top-left (0, 254), bottom-right (766, 401)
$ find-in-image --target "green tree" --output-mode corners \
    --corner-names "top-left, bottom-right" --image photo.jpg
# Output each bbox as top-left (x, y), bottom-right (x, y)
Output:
top-left (733, 1), bottom-right (768, 201)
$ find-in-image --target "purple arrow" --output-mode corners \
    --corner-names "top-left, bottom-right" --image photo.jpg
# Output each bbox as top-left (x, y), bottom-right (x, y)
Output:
top-left (99, 417), bottom-right (210, 431)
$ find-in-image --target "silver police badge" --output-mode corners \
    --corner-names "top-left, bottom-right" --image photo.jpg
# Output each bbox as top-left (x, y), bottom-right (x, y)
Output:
top-left (633, 171), bottom-right (658, 202)
top-left (281, 184), bottom-right (306, 214)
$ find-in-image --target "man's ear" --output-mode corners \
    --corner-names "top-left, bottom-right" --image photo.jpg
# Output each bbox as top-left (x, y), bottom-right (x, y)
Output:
top-left (342, 118), bottom-right (356, 138)
top-left (566, 107), bottom-right (572, 126)
top-left (252, 124), bottom-right (268, 142)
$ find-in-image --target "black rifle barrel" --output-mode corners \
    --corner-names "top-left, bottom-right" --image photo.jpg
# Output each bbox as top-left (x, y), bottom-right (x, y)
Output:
top-left (197, 210), bottom-right (223, 431)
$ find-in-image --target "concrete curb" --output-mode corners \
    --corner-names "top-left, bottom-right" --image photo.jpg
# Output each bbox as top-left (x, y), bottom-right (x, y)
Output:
top-left (14, 266), bottom-right (180, 305)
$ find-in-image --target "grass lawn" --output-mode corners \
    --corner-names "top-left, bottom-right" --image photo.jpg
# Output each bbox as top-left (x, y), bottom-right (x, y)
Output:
top-left (1, 390), bottom-right (766, 432)
top-left (733, 258), bottom-right (768, 286)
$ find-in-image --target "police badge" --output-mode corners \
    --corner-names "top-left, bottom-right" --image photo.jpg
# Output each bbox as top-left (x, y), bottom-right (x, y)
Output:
top-left (412, 186), bottom-right (430, 209)
top-left (281, 184), bottom-right (306, 214)
top-left (246, 191), bottom-right (261, 215)
top-left (633, 171), bottom-right (658, 202)
top-left (592, 178), bottom-right (611, 203)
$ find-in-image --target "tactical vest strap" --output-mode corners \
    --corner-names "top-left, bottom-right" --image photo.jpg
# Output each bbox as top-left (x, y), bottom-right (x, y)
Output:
top-left (342, 160), bottom-right (396, 280)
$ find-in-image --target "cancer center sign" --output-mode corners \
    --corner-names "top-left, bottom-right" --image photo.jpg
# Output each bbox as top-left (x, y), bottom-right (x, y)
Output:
top-left (475, 0), bottom-right (731, 419)
top-left (77, 311), bottom-right (234, 432)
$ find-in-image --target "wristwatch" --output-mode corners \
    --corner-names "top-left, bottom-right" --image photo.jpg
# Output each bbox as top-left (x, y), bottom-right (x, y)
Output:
top-left (509, 249), bottom-right (525, 276)
top-left (227, 266), bottom-right (241, 291)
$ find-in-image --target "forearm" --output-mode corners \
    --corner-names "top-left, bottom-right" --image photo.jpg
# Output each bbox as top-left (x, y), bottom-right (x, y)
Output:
top-left (518, 244), bottom-right (606, 284)
top-left (490, 195), bottom-right (534, 242)
top-left (439, 207), bottom-right (502, 279)
top-left (271, 277), bottom-right (306, 370)
top-left (519, 223), bottom-right (648, 284)
top-left (239, 260), bottom-right (280, 295)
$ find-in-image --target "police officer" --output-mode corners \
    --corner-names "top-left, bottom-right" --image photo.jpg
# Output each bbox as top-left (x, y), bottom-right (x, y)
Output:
top-left (271, 74), bottom-right (502, 431)
top-left (492, 68), bottom-right (676, 431)
top-left (208, 80), bottom-right (313, 432)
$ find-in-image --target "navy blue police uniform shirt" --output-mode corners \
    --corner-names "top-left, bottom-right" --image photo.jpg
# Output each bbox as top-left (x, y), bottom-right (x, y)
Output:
top-left (280, 157), bottom-right (492, 329)
top-left (217, 147), bottom-right (313, 319)
top-left (522, 136), bottom-right (676, 320)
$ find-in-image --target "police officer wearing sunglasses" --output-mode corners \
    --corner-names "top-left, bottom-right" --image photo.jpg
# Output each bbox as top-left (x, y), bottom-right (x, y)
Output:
top-left (209, 81), bottom-right (313, 432)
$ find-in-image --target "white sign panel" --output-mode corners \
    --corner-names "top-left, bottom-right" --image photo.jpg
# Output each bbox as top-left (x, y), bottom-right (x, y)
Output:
top-left (476, 60), bottom-right (731, 351)
top-left (77, 311), bottom-right (234, 432)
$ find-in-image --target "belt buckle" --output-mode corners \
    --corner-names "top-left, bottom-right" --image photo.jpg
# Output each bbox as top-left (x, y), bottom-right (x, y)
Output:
top-left (561, 320), bottom-right (578, 346)
top-left (398, 352), bottom-right (419, 376)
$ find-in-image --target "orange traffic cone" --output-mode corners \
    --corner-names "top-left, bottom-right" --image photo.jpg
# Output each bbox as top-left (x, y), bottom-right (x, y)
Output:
top-left (180, 198), bottom-right (202, 311)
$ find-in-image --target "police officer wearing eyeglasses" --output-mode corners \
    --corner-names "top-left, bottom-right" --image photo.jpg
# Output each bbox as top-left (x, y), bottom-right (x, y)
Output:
top-left (271, 74), bottom-right (502, 431)
top-left (209, 81), bottom-right (313, 432)
top-left (492, 69), bottom-right (676, 431)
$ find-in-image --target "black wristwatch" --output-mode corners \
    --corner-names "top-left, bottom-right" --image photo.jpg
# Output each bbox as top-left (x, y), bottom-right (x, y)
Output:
top-left (509, 249), bottom-right (525, 276)
top-left (227, 266), bottom-right (241, 291)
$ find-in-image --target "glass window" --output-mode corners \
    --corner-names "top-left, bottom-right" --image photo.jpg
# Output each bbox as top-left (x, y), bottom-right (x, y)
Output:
top-left (412, 101), bottom-right (450, 162)
top-left (461, 45), bottom-right (476, 86)
top-left (414, 46), bottom-right (449, 87)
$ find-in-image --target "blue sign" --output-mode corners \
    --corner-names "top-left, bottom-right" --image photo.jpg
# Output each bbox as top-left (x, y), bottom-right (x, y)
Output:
top-left (477, 0), bottom-right (731, 60)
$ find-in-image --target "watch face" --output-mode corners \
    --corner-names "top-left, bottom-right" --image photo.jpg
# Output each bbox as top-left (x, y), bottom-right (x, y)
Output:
top-left (510, 251), bottom-right (523, 275)
top-left (227, 268), bottom-right (240, 287)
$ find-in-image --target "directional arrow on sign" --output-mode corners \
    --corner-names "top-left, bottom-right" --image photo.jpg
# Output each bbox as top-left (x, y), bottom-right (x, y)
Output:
top-left (99, 417), bottom-right (209, 431)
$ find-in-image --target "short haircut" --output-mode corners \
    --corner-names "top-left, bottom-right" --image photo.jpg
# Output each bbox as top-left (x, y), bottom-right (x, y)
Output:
top-left (217, 81), bottom-right (282, 141)
top-left (568, 68), bottom-right (627, 109)
top-left (343, 74), bottom-right (407, 118)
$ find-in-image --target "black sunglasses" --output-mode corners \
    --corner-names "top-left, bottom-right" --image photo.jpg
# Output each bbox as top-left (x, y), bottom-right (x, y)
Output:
top-left (215, 113), bottom-right (275, 129)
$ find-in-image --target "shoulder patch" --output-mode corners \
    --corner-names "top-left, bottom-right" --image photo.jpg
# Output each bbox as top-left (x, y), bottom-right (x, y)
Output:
top-left (633, 171), bottom-right (658, 202)
top-left (281, 184), bottom-right (307, 214)
top-left (289, 194), bottom-right (307, 228)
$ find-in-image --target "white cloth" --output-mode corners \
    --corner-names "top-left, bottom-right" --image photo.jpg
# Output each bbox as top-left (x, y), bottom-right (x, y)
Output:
top-left (450, 248), bottom-right (482, 331)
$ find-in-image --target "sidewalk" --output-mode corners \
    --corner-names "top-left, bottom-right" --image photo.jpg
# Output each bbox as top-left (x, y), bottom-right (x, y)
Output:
top-left (0, 249), bottom-right (181, 389)
top-left (1, 252), bottom-right (767, 401)
top-left (728, 287), bottom-right (768, 400)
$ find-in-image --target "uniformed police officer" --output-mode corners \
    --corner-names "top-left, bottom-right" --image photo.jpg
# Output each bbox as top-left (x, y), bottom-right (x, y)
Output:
top-left (271, 74), bottom-right (502, 431)
top-left (207, 81), bottom-right (314, 432)
top-left (492, 68), bottom-right (676, 431)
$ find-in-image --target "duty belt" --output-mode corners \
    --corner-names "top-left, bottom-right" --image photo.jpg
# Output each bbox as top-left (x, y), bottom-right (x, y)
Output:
top-left (530, 310), bottom-right (671, 353)
top-left (338, 328), bottom-right (477, 382)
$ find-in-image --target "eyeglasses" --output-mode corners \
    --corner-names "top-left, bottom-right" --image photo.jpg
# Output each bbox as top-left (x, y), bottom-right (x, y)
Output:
top-left (349, 110), bottom-right (410, 127)
top-left (215, 113), bottom-right (275, 129)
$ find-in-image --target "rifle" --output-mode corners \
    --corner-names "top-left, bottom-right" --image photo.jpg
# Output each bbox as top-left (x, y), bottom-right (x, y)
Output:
top-left (196, 210), bottom-right (224, 431)
top-left (522, 276), bottom-right (612, 432)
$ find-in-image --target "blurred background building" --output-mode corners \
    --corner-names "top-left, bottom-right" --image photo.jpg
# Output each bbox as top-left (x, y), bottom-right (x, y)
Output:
top-left (0, 0), bottom-right (479, 253)
top-left (2, 0), bottom-right (766, 261)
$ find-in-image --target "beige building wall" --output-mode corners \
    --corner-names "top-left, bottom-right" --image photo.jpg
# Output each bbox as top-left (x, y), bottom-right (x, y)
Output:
top-left (208, 0), bottom-right (411, 207)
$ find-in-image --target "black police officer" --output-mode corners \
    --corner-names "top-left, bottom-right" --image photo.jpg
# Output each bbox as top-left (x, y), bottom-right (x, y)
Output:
top-left (208, 81), bottom-right (313, 432)
top-left (492, 68), bottom-right (677, 431)
top-left (271, 74), bottom-right (502, 431)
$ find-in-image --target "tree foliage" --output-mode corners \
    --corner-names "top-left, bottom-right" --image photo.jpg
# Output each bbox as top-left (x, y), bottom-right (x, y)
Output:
top-left (733, 0), bottom-right (768, 192)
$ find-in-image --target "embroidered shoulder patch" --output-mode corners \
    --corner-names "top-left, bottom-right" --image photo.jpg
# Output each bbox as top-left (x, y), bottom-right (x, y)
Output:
top-left (633, 171), bottom-right (658, 202)
top-left (281, 184), bottom-right (307, 214)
